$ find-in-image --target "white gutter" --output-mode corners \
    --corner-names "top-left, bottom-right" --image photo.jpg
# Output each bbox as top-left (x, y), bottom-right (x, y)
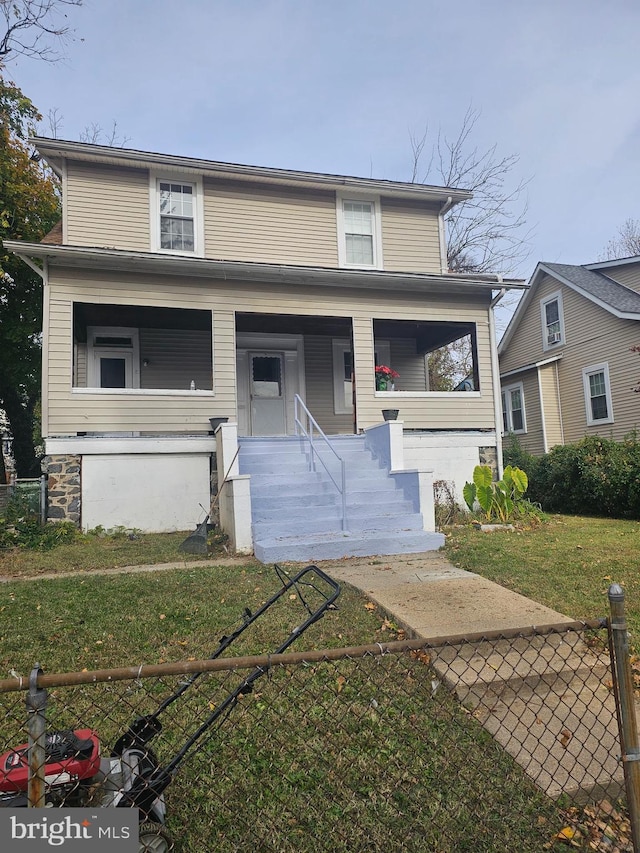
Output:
top-left (15, 252), bottom-right (46, 279)
top-left (438, 196), bottom-right (452, 273)
top-left (489, 287), bottom-right (506, 476)
top-left (4, 241), bottom-right (525, 292)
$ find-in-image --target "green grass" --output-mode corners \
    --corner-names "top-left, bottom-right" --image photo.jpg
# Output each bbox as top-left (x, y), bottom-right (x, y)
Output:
top-left (0, 561), bottom-right (567, 851)
top-left (444, 514), bottom-right (640, 639)
top-left (0, 529), bottom-right (230, 578)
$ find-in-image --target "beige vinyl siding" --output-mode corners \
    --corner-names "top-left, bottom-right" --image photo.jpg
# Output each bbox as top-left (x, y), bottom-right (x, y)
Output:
top-left (204, 179), bottom-right (338, 267)
top-left (65, 161), bottom-right (150, 250)
top-left (45, 267), bottom-right (496, 436)
top-left (304, 335), bottom-right (353, 434)
top-left (503, 370), bottom-right (544, 456)
top-left (556, 291), bottom-right (640, 443)
top-left (75, 344), bottom-right (87, 386)
top-left (63, 161), bottom-right (445, 272)
top-left (381, 199), bottom-right (442, 274)
top-left (389, 339), bottom-right (427, 391)
top-left (75, 330), bottom-right (213, 391)
top-left (539, 361), bottom-right (563, 449)
top-left (600, 263), bottom-right (640, 292)
top-left (499, 274), bottom-right (561, 374)
top-left (139, 330), bottom-right (212, 390)
top-left (500, 272), bottom-right (640, 450)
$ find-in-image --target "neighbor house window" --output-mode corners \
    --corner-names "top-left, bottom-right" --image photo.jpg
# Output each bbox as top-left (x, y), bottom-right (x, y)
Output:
top-left (583, 363), bottom-right (614, 425)
top-left (151, 174), bottom-right (204, 256)
top-left (337, 194), bottom-right (382, 268)
top-left (501, 382), bottom-right (526, 433)
top-left (541, 291), bottom-right (564, 349)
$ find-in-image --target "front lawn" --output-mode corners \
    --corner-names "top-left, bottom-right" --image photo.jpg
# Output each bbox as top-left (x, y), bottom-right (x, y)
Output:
top-left (0, 528), bottom-right (231, 579)
top-left (444, 514), bottom-right (640, 638)
top-left (0, 563), bottom-right (567, 851)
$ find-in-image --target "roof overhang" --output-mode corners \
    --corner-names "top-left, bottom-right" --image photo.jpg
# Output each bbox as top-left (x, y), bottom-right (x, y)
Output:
top-left (33, 137), bottom-right (473, 206)
top-left (5, 241), bottom-right (525, 296)
top-left (500, 354), bottom-right (562, 380)
top-left (499, 261), bottom-right (640, 355)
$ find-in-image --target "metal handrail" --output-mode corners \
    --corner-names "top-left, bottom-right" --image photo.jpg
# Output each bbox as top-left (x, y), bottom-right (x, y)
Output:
top-left (294, 395), bottom-right (347, 531)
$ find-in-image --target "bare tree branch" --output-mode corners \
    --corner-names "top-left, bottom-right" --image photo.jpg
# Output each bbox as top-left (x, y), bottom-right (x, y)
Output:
top-left (0, 0), bottom-right (82, 67)
top-left (410, 106), bottom-right (532, 275)
top-left (79, 120), bottom-right (131, 148)
top-left (599, 218), bottom-right (640, 261)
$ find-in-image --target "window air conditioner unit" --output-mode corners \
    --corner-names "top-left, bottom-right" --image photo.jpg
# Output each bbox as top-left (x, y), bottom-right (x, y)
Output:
top-left (548, 332), bottom-right (562, 344)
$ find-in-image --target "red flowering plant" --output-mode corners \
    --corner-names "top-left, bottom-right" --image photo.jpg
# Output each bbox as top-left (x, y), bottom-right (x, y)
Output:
top-left (375, 364), bottom-right (399, 390)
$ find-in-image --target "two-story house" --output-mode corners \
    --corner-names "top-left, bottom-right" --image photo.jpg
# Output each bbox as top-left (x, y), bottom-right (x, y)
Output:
top-left (499, 257), bottom-right (640, 456)
top-left (6, 138), bottom-right (522, 560)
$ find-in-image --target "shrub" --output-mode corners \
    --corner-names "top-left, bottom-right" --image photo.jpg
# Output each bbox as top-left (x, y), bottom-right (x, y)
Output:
top-left (1, 493), bottom-right (77, 551)
top-left (529, 434), bottom-right (640, 518)
top-left (503, 434), bottom-right (540, 481)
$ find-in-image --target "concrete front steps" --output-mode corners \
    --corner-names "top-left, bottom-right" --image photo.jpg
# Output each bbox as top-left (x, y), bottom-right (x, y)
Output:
top-left (238, 435), bottom-right (444, 563)
top-left (430, 632), bottom-right (622, 802)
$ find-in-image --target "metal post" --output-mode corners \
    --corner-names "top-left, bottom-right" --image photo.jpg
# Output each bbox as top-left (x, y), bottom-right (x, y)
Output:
top-left (608, 584), bottom-right (640, 851)
top-left (26, 664), bottom-right (47, 808)
top-left (40, 474), bottom-right (47, 525)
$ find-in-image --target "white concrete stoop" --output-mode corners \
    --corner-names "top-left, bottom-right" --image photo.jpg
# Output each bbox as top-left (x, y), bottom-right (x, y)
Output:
top-left (238, 435), bottom-right (444, 563)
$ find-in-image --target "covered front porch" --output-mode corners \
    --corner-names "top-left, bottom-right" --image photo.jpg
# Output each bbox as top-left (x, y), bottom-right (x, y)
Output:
top-left (233, 311), bottom-right (480, 438)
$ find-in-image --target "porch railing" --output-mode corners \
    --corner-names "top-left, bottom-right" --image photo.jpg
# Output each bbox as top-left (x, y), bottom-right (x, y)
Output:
top-left (294, 395), bottom-right (347, 531)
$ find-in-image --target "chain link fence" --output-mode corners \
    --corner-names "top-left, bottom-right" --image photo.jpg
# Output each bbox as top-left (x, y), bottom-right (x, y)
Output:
top-left (0, 611), bottom-right (637, 852)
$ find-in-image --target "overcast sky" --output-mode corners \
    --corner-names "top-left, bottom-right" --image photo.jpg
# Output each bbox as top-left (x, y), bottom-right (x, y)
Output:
top-left (8, 0), bottom-right (640, 296)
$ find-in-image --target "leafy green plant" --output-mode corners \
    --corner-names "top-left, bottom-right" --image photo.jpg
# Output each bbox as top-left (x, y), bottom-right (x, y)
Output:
top-left (1, 492), bottom-right (77, 551)
top-left (463, 464), bottom-right (529, 523)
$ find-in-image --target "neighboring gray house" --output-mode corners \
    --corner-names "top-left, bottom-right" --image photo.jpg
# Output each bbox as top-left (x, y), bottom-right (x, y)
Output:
top-left (499, 257), bottom-right (640, 456)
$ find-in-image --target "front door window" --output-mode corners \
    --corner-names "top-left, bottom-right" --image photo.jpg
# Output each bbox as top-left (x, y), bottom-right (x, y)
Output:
top-left (250, 352), bottom-right (286, 435)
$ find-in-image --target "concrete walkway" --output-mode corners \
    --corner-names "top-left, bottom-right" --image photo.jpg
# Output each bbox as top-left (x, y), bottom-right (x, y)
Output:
top-left (317, 549), bottom-right (572, 636)
top-left (316, 550), bottom-right (623, 804)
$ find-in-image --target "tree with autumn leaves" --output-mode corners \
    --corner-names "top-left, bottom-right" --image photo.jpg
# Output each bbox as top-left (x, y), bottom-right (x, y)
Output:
top-left (0, 1), bottom-right (82, 480)
top-left (0, 79), bottom-right (60, 479)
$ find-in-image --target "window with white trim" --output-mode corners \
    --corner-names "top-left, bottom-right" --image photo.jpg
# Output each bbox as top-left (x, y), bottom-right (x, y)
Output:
top-left (541, 291), bottom-right (564, 349)
top-left (87, 326), bottom-right (140, 389)
top-left (337, 194), bottom-right (382, 269)
top-left (151, 174), bottom-right (204, 256)
top-left (332, 339), bottom-right (391, 413)
top-left (501, 382), bottom-right (526, 433)
top-left (583, 362), bottom-right (614, 425)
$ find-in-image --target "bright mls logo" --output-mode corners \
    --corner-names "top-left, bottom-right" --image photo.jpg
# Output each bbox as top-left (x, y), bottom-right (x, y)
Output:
top-left (0, 809), bottom-right (138, 850)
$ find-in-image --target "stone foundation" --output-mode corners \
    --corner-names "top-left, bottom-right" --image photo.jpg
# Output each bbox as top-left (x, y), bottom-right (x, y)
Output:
top-left (46, 454), bottom-right (81, 525)
top-left (478, 446), bottom-right (498, 478)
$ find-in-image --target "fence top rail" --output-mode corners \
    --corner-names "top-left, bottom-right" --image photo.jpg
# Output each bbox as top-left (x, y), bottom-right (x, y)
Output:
top-left (0, 619), bottom-right (606, 694)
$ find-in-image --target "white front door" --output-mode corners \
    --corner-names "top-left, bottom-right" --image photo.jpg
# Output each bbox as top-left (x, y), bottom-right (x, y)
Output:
top-left (249, 352), bottom-right (286, 435)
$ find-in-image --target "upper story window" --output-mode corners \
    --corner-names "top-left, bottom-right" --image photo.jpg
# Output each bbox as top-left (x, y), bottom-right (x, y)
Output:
top-left (160, 182), bottom-right (194, 250)
top-left (337, 194), bottom-right (382, 269)
top-left (583, 362), bottom-right (614, 425)
top-left (501, 382), bottom-right (526, 434)
top-left (541, 291), bottom-right (565, 350)
top-left (151, 173), bottom-right (204, 256)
